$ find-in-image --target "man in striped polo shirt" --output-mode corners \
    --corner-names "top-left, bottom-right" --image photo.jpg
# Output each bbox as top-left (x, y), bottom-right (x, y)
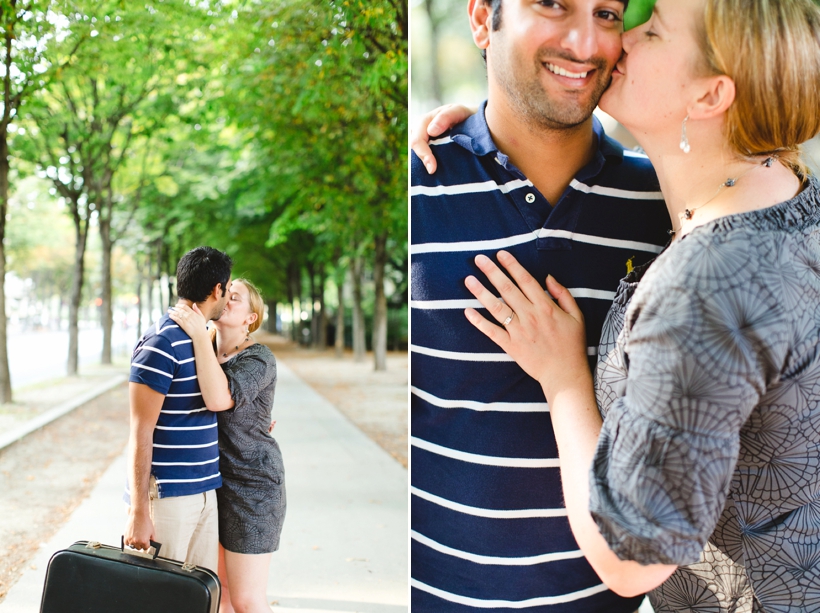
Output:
top-left (411, 0), bottom-right (670, 611)
top-left (124, 246), bottom-right (233, 571)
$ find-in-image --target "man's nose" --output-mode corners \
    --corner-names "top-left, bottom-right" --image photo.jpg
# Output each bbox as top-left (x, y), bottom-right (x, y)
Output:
top-left (561, 14), bottom-right (599, 60)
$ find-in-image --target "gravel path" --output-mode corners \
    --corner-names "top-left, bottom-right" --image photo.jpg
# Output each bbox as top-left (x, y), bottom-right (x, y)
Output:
top-left (0, 383), bottom-right (130, 602)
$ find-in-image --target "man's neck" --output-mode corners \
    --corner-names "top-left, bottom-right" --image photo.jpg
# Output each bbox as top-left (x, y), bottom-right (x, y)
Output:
top-left (484, 96), bottom-right (597, 206)
top-left (176, 298), bottom-right (211, 321)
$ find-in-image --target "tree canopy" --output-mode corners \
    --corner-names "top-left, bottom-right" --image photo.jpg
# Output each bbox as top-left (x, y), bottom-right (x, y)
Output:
top-left (1, 0), bottom-right (407, 391)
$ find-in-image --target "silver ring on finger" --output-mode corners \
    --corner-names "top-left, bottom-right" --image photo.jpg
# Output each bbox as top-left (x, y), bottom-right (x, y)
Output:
top-left (502, 310), bottom-right (515, 327)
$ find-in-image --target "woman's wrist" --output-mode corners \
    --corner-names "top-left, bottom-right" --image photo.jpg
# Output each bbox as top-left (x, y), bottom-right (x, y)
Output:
top-left (540, 365), bottom-right (594, 408)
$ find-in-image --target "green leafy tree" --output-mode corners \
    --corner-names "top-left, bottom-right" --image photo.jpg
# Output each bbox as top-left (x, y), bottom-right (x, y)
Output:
top-left (0, 0), bottom-right (86, 398)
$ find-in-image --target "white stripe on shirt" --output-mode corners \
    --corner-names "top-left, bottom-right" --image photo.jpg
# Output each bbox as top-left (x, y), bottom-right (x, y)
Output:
top-left (155, 473), bottom-right (221, 484)
top-left (569, 178), bottom-right (663, 200)
top-left (171, 339), bottom-right (193, 347)
top-left (131, 362), bottom-right (174, 379)
top-left (166, 392), bottom-right (203, 397)
top-left (139, 345), bottom-right (175, 362)
top-left (412, 228), bottom-right (662, 256)
top-left (155, 423), bottom-right (217, 431)
top-left (160, 408), bottom-right (207, 414)
top-left (411, 578), bottom-right (609, 609)
top-left (411, 178), bottom-right (533, 198)
top-left (411, 231), bottom-right (537, 255)
top-left (172, 375), bottom-right (198, 382)
top-left (137, 346), bottom-right (195, 365)
top-left (568, 288), bottom-right (617, 301)
top-left (412, 530), bottom-right (583, 566)
top-left (536, 228), bottom-right (664, 253)
top-left (411, 486), bottom-right (566, 518)
top-left (411, 437), bottom-right (560, 468)
top-left (411, 387), bottom-right (548, 413)
top-left (429, 136), bottom-right (453, 146)
top-left (152, 457), bottom-right (220, 467)
top-left (411, 344), bottom-right (514, 363)
top-left (412, 344), bottom-right (597, 361)
top-left (411, 298), bottom-right (484, 310)
top-left (153, 441), bottom-right (218, 449)
top-left (410, 287), bottom-right (614, 311)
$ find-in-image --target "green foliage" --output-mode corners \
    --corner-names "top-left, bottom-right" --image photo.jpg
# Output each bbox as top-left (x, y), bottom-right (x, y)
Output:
top-left (624, 0), bottom-right (655, 30)
top-left (4, 0), bottom-right (408, 356)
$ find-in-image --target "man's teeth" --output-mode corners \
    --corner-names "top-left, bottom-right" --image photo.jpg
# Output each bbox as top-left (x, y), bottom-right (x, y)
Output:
top-left (546, 63), bottom-right (589, 79)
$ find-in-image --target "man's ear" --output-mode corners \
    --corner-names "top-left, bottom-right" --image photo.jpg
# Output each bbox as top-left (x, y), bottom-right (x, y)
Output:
top-left (211, 283), bottom-right (224, 301)
top-left (469, 0), bottom-right (492, 51)
top-left (689, 74), bottom-right (735, 121)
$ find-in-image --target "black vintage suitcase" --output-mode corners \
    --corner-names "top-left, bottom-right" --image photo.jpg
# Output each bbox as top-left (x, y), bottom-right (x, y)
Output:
top-left (40, 540), bottom-right (220, 613)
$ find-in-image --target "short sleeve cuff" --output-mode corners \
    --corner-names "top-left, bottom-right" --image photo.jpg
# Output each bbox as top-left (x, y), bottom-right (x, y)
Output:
top-left (129, 368), bottom-right (173, 396)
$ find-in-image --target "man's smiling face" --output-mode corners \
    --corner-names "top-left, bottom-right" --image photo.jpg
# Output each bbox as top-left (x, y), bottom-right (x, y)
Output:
top-left (483, 0), bottom-right (626, 129)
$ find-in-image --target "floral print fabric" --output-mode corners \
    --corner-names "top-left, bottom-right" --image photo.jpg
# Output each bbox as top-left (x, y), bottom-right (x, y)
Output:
top-left (590, 177), bottom-right (820, 612)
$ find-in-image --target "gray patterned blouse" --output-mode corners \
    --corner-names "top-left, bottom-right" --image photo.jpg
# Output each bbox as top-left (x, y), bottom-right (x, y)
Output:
top-left (590, 176), bottom-right (820, 612)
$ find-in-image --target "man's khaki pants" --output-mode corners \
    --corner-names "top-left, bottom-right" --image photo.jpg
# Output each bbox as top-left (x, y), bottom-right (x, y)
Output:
top-left (148, 475), bottom-right (218, 572)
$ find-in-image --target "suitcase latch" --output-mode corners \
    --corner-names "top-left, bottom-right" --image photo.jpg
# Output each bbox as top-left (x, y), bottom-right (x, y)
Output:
top-left (181, 562), bottom-right (197, 572)
top-left (86, 541), bottom-right (101, 549)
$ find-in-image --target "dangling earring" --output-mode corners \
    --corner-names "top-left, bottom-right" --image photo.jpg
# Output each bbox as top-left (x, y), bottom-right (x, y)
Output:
top-left (679, 114), bottom-right (691, 153)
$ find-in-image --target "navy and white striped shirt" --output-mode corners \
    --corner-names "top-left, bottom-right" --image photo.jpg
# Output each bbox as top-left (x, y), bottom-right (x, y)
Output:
top-left (410, 103), bottom-right (671, 612)
top-left (127, 314), bottom-right (221, 500)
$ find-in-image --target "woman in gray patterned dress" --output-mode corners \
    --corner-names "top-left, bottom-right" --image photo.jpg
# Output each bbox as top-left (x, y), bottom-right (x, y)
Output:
top-left (169, 278), bottom-right (285, 613)
top-left (449, 0), bottom-right (820, 610)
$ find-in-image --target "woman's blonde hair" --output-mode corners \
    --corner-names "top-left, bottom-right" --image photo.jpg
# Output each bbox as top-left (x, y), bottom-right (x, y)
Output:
top-left (698, 0), bottom-right (820, 175)
top-left (234, 278), bottom-right (265, 333)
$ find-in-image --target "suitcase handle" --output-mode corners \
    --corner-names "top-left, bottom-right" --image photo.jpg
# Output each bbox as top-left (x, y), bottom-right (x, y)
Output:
top-left (120, 535), bottom-right (162, 560)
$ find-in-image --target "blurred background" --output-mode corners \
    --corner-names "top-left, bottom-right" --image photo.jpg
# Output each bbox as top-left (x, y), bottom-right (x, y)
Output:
top-left (410, 0), bottom-right (820, 166)
top-left (0, 0), bottom-right (407, 399)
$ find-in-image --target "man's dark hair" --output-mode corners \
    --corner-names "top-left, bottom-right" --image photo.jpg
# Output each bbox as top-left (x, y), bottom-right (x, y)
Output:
top-left (487, 0), bottom-right (503, 31)
top-left (175, 246), bottom-right (233, 303)
top-left (480, 0), bottom-right (504, 62)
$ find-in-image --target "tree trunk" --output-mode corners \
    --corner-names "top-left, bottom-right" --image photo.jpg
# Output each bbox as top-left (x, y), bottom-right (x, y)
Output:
top-left (146, 266), bottom-right (154, 328)
top-left (316, 263), bottom-right (326, 349)
top-left (335, 269), bottom-right (345, 358)
top-left (100, 214), bottom-right (113, 364)
top-left (156, 241), bottom-right (165, 311)
top-left (136, 269), bottom-right (143, 338)
top-left (287, 261), bottom-right (299, 342)
top-left (423, 0), bottom-right (443, 105)
top-left (372, 232), bottom-right (388, 371)
top-left (0, 134), bottom-right (12, 401)
top-left (352, 255), bottom-right (366, 362)
top-left (306, 262), bottom-right (318, 347)
top-left (266, 300), bottom-right (277, 333)
top-left (167, 259), bottom-right (174, 306)
top-left (67, 201), bottom-right (89, 376)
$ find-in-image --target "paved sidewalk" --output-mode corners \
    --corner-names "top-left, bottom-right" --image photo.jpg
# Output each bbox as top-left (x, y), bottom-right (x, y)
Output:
top-left (0, 360), bottom-right (408, 612)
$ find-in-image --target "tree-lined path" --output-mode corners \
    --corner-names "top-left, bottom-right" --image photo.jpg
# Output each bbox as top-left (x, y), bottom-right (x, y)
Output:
top-left (0, 0), bottom-right (407, 406)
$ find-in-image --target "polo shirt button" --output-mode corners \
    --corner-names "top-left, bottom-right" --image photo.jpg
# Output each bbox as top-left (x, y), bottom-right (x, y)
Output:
top-left (525, 193), bottom-right (536, 203)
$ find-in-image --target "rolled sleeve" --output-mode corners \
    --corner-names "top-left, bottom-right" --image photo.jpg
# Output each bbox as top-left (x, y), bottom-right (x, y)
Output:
top-left (589, 268), bottom-right (788, 566)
